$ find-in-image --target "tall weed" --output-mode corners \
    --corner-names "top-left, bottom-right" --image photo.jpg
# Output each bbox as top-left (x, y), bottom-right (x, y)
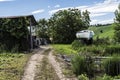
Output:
top-left (103, 55), bottom-right (120, 76)
top-left (71, 54), bottom-right (94, 77)
top-left (104, 45), bottom-right (120, 55)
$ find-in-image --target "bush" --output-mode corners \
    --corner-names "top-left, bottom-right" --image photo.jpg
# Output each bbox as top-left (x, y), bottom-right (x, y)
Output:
top-left (103, 55), bottom-right (120, 76)
top-left (78, 74), bottom-right (89, 80)
top-left (96, 74), bottom-right (113, 80)
top-left (71, 55), bottom-right (87, 76)
top-left (85, 45), bottom-right (104, 54)
top-left (114, 75), bottom-right (120, 79)
top-left (71, 40), bottom-right (105, 55)
top-left (71, 55), bottom-right (93, 77)
top-left (0, 44), bottom-right (8, 53)
top-left (71, 40), bottom-right (83, 50)
top-left (11, 44), bottom-right (19, 53)
top-left (102, 74), bottom-right (113, 80)
top-left (104, 45), bottom-right (120, 55)
top-left (94, 37), bottom-right (110, 45)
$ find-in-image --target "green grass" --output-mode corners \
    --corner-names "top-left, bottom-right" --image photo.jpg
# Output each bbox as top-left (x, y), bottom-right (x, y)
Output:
top-left (0, 53), bottom-right (30, 80)
top-left (52, 44), bottom-right (77, 55)
top-left (89, 25), bottom-right (115, 39)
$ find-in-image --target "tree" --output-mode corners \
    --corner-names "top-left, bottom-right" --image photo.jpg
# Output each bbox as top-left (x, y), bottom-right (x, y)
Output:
top-left (48, 8), bottom-right (90, 44)
top-left (114, 4), bottom-right (120, 42)
top-left (36, 18), bottom-right (48, 38)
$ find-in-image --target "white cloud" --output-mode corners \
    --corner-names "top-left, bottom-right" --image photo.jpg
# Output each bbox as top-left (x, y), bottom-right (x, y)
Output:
top-left (87, 2), bottom-right (118, 13)
top-left (76, 0), bottom-right (119, 17)
top-left (49, 0), bottom-right (119, 15)
top-left (54, 5), bottom-right (60, 8)
top-left (49, 7), bottom-right (73, 15)
top-left (90, 13), bottom-right (108, 17)
top-left (99, 19), bottom-right (114, 24)
top-left (76, 6), bottom-right (88, 10)
top-left (32, 9), bottom-right (45, 14)
top-left (0, 0), bottom-right (14, 2)
top-left (90, 19), bottom-right (114, 25)
top-left (90, 19), bottom-right (98, 25)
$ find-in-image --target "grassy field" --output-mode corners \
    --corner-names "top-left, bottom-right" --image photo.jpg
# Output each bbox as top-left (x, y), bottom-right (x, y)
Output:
top-left (52, 44), bottom-right (77, 55)
top-left (89, 24), bottom-right (115, 39)
top-left (0, 53), bottom-right (30, 80)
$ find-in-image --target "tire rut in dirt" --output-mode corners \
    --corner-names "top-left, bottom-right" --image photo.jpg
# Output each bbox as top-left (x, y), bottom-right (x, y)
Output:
top-left (34, 49), bottom-right (60, 80)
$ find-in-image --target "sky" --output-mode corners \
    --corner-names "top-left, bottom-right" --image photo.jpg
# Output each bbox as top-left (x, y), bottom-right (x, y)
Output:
top-left (0, 0), bottom-right (119, 25)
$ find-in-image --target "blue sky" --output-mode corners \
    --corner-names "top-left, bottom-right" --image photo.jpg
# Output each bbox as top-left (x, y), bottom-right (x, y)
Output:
top-left (0, 0), bottom-right (119, 25)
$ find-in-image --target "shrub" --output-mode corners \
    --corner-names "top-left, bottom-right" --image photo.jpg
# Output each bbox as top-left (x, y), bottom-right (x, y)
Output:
top-left (114, 75), bottom-right (120, 79)
top-left (71, 40), bottom-right (83, 50)
top-left (94, 37), bottom-right (110, 45)
top-left (78, 74), bottom-right (89, 80)
top-left (86, 45), bottom-right (105, 54)
top-left (96, 74), bottom-right (113, 80)
top-left (71, 40), bottom-right (105, 55)
top-left (104, 45), bottom-right (120, 55)
top-left (103, 55), bottom-right (120, 76)
top-left (71, 55), bottom-right (87, 76)
top-left (102, 74), bottom-right (113, 80)
top-left (71, 55), bottom-right (93, 77)
top-left (0, 44), bottom-right (7, 53)
top-left (11, 44), bottom-right (19, 53)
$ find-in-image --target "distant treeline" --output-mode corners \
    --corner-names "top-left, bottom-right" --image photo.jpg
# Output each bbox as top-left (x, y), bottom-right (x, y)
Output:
top-left (91, 23), bottom-right (112, 27)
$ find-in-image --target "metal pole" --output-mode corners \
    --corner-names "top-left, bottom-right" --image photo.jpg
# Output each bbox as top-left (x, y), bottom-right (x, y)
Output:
top-left (30, 18), bottom-right (33, 50)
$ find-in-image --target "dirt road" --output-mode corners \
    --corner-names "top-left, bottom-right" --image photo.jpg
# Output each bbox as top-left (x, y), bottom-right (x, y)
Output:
top-left (21, 46), bottom-right (77, 80)
top-left (21, 46), bottom-right (48, 80)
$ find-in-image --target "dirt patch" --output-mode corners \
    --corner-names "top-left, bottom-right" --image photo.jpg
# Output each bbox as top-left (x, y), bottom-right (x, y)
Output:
top-left (21, 47), bottom-right (48, 80)
top-left (48, 51), bottom-right (77, 80)
top-left (35, 56), bottom-right (60, 80)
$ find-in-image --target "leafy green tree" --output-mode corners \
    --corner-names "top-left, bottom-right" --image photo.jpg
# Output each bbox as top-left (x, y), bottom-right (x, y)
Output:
top-left (48, 8), bottom-right (90, 44)
top-left (114, 4), bottom-right (120, 42)
top-left (36, 18), bottom-right (48, 38)
top-left (82, 10), bottom-right (91, 27)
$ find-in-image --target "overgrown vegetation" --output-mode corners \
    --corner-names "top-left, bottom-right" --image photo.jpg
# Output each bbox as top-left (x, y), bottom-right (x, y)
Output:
top-left (103, 55), bottom-right (120, 76)
top-left (0, 17), bottom-right (30, 52)
top-left (71, 54), bottom-right (93, 77)
top-left (51, 5), bottom-right (120, 80)
top-left (78, 74), bottom-right (89, 80)
top-left (52, 36), bottom-right (120, 79)
top-left (0, 53), bottom-right (30, 80)
top-left (71, 55), bottom-right (87, 76)
top-left (71, 39), bottom-right (120, 56)
top-left (104, 45), bottom-right (120, 55)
